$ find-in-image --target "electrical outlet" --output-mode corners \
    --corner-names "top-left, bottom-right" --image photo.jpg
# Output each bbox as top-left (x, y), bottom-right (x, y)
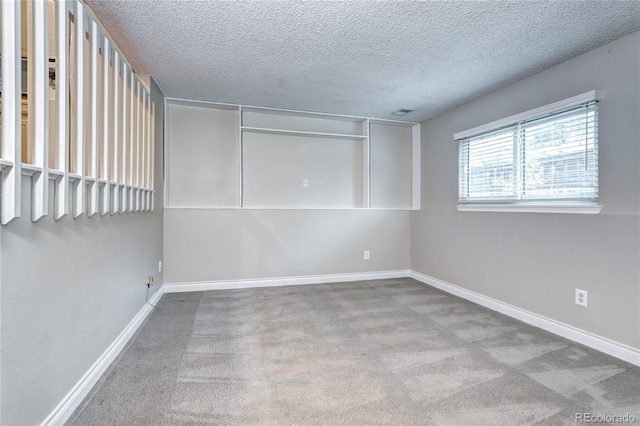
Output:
top-left (158, 260), bottom-right (163, 272)
top-left (146, 276), bottom-right (154, 287)
top-left (364, 250), bottom-right (370, 260)
top-left (575, 289), bottom-right (588, 307)
top-left (302, 179), bottom-right (309, 188)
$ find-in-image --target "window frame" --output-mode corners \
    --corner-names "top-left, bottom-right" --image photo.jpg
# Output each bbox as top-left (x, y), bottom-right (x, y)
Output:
top-left (455, 91), bottom-right (602, 214)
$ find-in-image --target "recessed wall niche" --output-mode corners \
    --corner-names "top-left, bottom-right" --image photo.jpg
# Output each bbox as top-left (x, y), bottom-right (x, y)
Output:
top-left (164, 98), bottom-right (420, 210)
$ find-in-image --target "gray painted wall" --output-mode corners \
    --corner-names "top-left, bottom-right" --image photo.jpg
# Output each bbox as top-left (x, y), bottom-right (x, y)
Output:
top-left (0, 80), bottom-right (165, 425)
top-left (243, 134), bottom-right (363, 208)
top-left (166, 102), bottom-right (239, 208)
top-left (370, 123), bottom-right (413, 209)
top-left (164, 209), bottom-right (410, 283)
top-left (412, 32), bottom-right (640, 349)
top-left (243, 111), bottom-right (363, 135)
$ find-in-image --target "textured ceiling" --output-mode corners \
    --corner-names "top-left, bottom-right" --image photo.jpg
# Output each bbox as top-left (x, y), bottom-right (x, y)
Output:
top-left (86, 0), bottom-right (640, 122)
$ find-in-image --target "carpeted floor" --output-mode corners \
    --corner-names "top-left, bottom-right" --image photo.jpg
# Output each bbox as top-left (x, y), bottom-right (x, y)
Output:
top-left (68, 278), bottom-right (640, 425)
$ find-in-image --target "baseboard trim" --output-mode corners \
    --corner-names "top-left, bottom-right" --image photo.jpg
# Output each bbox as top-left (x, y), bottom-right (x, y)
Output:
top-left (42, 269), bottom-right (639, 426)
top-left (163, 270), bottom-right (411, 293)
top-left (41, 287), bottom-right (165, 426)
top-left (410, 271), bottom-right (640, 367)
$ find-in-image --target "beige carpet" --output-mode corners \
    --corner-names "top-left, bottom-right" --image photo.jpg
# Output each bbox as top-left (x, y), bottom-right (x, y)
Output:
top-left (69, 278), bottom-right (640, 425)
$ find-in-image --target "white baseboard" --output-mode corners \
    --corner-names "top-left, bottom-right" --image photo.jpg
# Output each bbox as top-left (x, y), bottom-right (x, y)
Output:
top-left (41, 287), bottom-right (165, 426)
top-left (163, 270), bottom-right (411, 293)
top-left (42, 269), bottom-right (639, 426)
top-left (410, 271), bottom-right (640, 367)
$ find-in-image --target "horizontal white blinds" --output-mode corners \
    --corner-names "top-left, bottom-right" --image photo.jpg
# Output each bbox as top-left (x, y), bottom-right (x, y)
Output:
top-left (458, 101), bottom-right (598, 203)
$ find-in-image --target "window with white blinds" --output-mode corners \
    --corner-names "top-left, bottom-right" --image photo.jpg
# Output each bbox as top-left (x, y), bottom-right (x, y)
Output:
top-left (456, 93), bottom-right (600, 213)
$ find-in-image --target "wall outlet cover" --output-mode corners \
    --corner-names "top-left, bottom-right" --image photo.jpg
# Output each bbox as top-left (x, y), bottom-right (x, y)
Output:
top-left (575, 288), bottom-right (588, 307)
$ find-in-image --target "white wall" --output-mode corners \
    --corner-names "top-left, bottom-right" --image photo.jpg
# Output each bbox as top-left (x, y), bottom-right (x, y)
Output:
top-left (165, 100), bottom-right (418, 210)
top-left (164, 209), bottom-right (410, 284)
top-left (412, 32), bottom-right (640, 349)
top-left (166, 102), bottom-right (239, 208)
top-left (243, 134), bottom-right (363, 208)
top-left (0, 80), bottom-right (165, 425)
top-left (370, 123), bottom-right (413, 209)
top-left (163, 101), bottom-right (413, 285)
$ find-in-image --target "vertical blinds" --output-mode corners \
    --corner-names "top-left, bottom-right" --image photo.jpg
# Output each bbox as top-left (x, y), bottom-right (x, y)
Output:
top-left (458, 101), bottom-right (598, 203)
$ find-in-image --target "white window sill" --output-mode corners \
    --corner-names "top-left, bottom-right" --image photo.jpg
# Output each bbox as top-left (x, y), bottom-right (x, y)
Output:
top-left (457, 203), bottom-right (602, 214)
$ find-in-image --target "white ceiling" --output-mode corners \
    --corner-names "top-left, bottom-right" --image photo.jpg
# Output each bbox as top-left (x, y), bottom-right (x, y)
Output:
top-left (87, 1), bottom-right (640, 122)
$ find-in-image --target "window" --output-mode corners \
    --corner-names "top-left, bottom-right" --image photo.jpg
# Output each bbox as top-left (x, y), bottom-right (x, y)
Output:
top-left (456, 92), bottom-right (600, 213)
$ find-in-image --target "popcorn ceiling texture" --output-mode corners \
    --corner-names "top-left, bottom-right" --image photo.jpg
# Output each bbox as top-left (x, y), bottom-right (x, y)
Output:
top-left (86, 1), bottom-right (640, 122)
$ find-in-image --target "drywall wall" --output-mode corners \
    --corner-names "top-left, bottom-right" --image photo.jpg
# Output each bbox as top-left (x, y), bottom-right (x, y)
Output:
top-left (0, 79), bottom-right (165, 425)
top-left (243, 111), bottom-right (363, 135)
top-left (370, 123), bottom-right (413, 208)
top-left (164, 209), bottom-right (410, 284)
top-left (243, 133), bottom-right (363, 208)
top-left (165, 100), bottom-right (419, 210)
top-left (166, 101), bottom-right (239, 207)
top-left (163, 99), bottom-right (412, 285)
top-left (412, 32), bottom-right (640, 349)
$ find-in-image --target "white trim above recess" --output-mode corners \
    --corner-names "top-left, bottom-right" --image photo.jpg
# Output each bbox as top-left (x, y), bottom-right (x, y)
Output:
top-left (241, 105), bottom-right (367, 122)
top-left (241, 126), bottom-right (369, 140)
top-left (169, 98), bottom-right (239, 110)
